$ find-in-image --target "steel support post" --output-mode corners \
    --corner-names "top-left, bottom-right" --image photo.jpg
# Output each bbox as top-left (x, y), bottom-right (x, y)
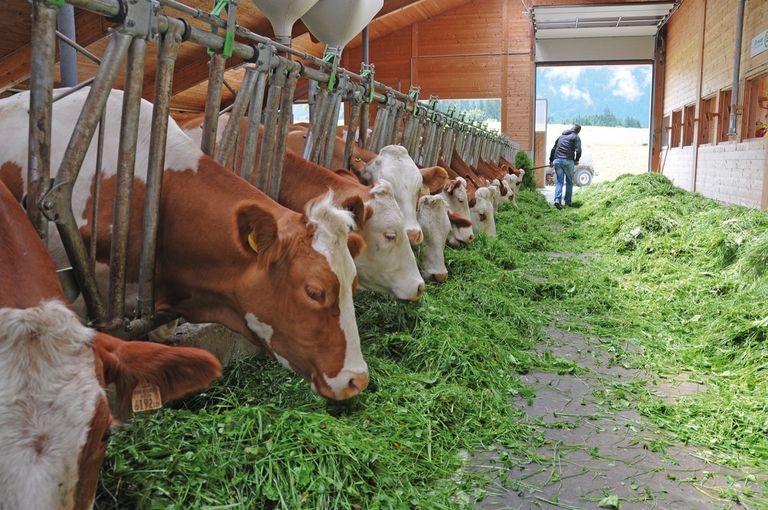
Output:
top-left (342, 98), bottom-right (361, 170)
top-left (215, 66), bottom-right (258, 167)
top-left (421, 121), bottom-right (437, 166)
top-left (240, 69), bottom-right (268, 182)
top-left (257, 61), bottom-right (288, 193)
top-left (304, 87), bottom-right (329, 161)
top-left (136, 20), bottom-right (184, 326)
top-left (268, 64), bottom-right (300, 200)
top-left (200, 52), bottom-right (227, 156)
top-left (402, 113), bottom-right (418, 158)
top-left (27, 0), bottom-right (58, 241)
top-left (322, 87), bottom-right (344, 169)
top-left (108, 37), bottom-right (147, 321)
top-left (386, 102), bottom-right (403, 147)
top-left (359, 101), bottom-right (370, 150)
top-left (41, 30), bottom-right (132, 324)
top-left (407, 116), bottom-right (423, 157)
top-left (431, 121), bottom-right (446, 167)
top-left (89, 111), bottom-right (106, 270)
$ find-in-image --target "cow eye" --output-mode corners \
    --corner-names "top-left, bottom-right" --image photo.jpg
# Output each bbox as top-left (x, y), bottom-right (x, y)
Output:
top-left (479, 213), bottom-right (487, 221)
top-left (458, 198), bottom-right (464, 204)
top-left (305, 285), bottom-right (325, 303)
top-left (384, 231), bottom-right (397, 241)
top-left (354, 157), bottom-right (361, 162)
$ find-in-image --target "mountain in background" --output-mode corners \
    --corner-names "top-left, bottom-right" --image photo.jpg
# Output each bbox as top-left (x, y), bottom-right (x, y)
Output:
top-left (537, 65), bottom-right (652, 128)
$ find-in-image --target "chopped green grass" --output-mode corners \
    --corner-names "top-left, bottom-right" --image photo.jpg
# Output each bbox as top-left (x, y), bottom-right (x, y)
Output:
top-left (96, 178), bottom-right (768, 508)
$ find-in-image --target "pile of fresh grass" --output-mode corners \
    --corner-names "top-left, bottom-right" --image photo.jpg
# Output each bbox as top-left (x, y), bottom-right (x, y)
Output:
top-left (96, 191), bottom-right (571, 509)
top-left (560, 173), bottom-right (768, 469)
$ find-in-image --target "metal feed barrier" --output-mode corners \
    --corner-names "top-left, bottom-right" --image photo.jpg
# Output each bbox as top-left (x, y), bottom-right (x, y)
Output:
top-left (26, 0), bottom-right (518, 339)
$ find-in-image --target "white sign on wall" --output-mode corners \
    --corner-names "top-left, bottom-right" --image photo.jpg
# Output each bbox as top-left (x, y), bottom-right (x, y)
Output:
top-left (751, 29), bottom-right (768, 58)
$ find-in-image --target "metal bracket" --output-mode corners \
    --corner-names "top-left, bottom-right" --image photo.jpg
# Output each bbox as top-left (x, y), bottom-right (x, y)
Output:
top-left (121, 0), bottom-right (158, 39)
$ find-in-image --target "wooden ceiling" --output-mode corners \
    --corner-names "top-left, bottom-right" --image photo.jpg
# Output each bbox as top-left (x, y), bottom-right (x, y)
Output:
top-left (0, 0), bottom-right (671, 109)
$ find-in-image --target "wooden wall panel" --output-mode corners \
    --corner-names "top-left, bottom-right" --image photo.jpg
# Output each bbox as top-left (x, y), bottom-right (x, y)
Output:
top-left (416, 0), bottom-right (503, 56)
top-left (412, 55), bottom-right (502, 97)
top-left (701, 0), bottom-right (736, 97)
top-left (347, 0), bottom-right (534, 151)
top-left (663, 0), bottom-right (701, 113)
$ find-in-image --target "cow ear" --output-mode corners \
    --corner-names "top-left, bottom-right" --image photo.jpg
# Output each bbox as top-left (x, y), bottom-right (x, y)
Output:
top-left (447, 210), bottom-right (473, 228)
top-left (236, 201), bottom-right (278, 256)
top-left (421, 166), bottom-right (450, 193)
top-left (347, 232), bottom-right (366, 259)
top-left (93, 332), bottom-right (222, 415)
top-left (341, 195), bottom-right (366, 229)
top-left (363, 204), bottom-right (374, 223)
top-left (443, 180), bottom-right (457, 195)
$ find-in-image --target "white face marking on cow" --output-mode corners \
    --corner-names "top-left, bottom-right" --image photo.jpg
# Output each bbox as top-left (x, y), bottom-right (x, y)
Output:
top-left (304, 192), bottom-right (368, 398)
top-left (243, 311), bottom-right (291, 367)
top-left (354, 180), bottom-right (425, 301)
top-left (417, 195), bottom-right (451, 281)
top-left (471, 188), bottom-right (497, 237)
top-left (0, 300), bottom-right (104, 510)
top-left (440, 177), bottom-right (474, 246)
top-left (362, 145), bottom-right (423, 245)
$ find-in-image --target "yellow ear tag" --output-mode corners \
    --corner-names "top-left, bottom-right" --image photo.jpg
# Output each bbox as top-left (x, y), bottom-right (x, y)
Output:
top-left (247, 231), bottom-right (259, 253)
top-left (131, 381), bottom-right (162, 413)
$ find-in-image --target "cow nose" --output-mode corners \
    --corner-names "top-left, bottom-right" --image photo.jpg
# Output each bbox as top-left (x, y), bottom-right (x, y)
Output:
top-left (413, 282), bottom-right (426, 300)
top-left (466, 234), bottom-right (475, 244)
top-left (407, 229), bottom-right (423, 246)
top-left (431, 272), bottom-right (448, 283)
top-left (338, 372), bottom-right (369, 399)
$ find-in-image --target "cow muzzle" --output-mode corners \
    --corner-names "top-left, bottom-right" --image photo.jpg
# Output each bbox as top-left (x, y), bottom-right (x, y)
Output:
top-left (315, 370), bottom-right (370, 400)
top-left (406, 228), bottom-right (423, 246)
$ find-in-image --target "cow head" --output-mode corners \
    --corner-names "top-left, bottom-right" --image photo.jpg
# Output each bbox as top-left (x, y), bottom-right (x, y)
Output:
top-left (354, 180), bottom-right (425, 301)
top-left (362, 145), bottom-right (424, 246)
top-left (440, 177), bottom-right (475, 247)
top-left (487, 181), bottom-right (502, 213)
top-left (416, 195), bottom-right (451, 283)
top-left (0, 300), bottom-right (221, 510)
top-left (471, 187), bottom-right (497, 237)
top-left (235, 192), bottom-right (369, 400)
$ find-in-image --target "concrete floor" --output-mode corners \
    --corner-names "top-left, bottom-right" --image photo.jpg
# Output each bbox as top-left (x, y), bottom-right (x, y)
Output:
top-left (473, 320), bottom-right (764, 510)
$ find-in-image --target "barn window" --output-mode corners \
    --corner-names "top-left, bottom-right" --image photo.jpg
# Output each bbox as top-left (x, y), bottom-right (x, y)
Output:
top-left (671, 109), bottom-right (682, 148)
top-left (682, 104), bottom-right (695, 147)
top-left (698, 95), bottom-right (716, 145)
top-left (429, 98), bottom-right (502, 129)
top-left (744, 73), bottom-right (768, 139)
top-left (292, 102), bottom-right (345, 125)
top-left (718, 89), bottom-right (732, 142)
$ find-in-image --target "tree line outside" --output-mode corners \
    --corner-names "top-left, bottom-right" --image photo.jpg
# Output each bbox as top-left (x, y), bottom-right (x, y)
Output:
top-left (551, 107), bottom-right (645, 128)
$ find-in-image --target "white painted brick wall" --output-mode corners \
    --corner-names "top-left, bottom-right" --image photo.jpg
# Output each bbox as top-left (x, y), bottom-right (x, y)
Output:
top-left (661, 147), bottom-right (694, 191)
top-left (696, 139), bottom-right (768, 208)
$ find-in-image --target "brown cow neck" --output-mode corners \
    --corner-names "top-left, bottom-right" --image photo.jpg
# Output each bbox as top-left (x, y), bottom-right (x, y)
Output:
top-left (153, 155), bottom-right (296, 345)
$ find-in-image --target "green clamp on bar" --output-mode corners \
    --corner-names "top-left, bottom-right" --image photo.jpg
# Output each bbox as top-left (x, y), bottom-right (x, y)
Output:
top-left (46, 0), bottom-right (66, 6)
top-left (323, 50), bottom-right (337, 91)
top-left (359, 64), bottom-right (375, 103)
top-left (208, 0), bottom-right (234, 58)
top-left (408, 86), bottom-right (420, 113)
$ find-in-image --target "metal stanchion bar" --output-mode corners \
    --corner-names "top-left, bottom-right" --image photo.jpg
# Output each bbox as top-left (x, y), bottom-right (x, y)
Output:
top-left (307, 88), bottom-right (331, 162)
top-left (322, 89), bottom-right (343, 169)
top-left (269, 64), bottom-right (300, 201)
top-left (41, 30), bottom-right (132, 324)
top-left (257, 61), bottom-right (287, 193)
top-left (136, 20), bottom-right (184, 325)
top-left (215, 66), bottom-right (257, 167)
top-left (56, 29), bottom-right (101, 64)
top-left (89, 111), bottom-right (105, 270)
top-left (200, 53), bottom-right (227, 156)
top-left (28, 0), bottom-right (57, 241)
top-left (359, 101), bottom-right (370, 150)
top-left (239, 65), bottom-right (268, 182)
top-left (342, 99), bottom-right (361, 169)
top-left (369, 105), bottom-right (389, 152)
top-left (108, 37), bottom-right (147, 321)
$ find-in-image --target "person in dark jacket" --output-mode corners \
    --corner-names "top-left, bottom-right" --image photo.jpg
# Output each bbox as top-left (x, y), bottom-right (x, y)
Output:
top-left (548, 124), bottom-right (582, 209)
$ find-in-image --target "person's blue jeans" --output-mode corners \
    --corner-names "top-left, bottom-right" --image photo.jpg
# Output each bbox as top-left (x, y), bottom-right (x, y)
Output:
top-left (554, 158), bottom-right (574, 206)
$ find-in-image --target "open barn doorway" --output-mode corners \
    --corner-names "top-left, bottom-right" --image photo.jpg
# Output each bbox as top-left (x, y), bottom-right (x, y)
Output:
top-left (536, 64), bottom-right (652, 188)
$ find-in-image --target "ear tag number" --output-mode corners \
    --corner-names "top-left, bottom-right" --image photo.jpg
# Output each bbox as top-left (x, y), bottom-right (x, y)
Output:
top-left (131, 382), bottom-right (162, 413)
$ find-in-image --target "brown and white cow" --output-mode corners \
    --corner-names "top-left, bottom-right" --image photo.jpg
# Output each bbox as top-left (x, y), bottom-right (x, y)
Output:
top-left (416, 194), bottom-right (470, 282)
top-left (0, 89), bottom-right (368, 401)
top-left (439, 177), bottom-right (475, 248)
top-left (286, 128), bottom-right (449, 247)
top-left (184, 118), bottom-right (425, 301)
top-left (471, 187), bottom-right (497, 237)
top-left (0, 179), bottom-right (221, 510)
